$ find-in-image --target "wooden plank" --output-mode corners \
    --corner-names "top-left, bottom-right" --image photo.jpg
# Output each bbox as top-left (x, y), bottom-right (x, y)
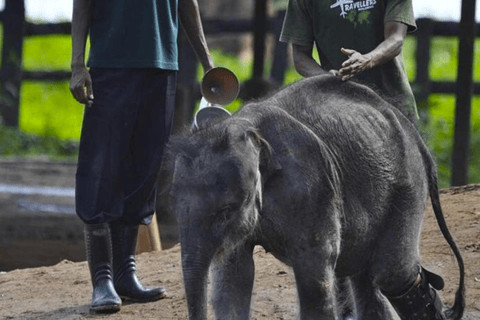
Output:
top-left (25, 22), bottom-right (71, 36)
top-left (452, 0), bottom-right (477, 186)
top-left (432, 21), bottom-right (462, 36)
top-left (0, 71), bottom-right (70, 82)
top-left (431, 20), bottom-right (480, 37)
top-left (414, 18), bottom-right (480, 37)
top-left (203, 19), bottom-right (253, 34)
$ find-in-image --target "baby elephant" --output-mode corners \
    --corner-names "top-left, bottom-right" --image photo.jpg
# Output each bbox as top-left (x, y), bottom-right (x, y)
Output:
top-left (161, 75), bottom-right (465, 320)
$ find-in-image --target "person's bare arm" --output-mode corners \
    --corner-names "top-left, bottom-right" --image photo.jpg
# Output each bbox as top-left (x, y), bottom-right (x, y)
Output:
top-left (292, 43), bottom-right (335, 77)
top-left (70, 0), bottom-right (93, 107)
top-left (178, 0), bottom-right (214, 74)
top-left (337, 21), bottom-right (408, 81)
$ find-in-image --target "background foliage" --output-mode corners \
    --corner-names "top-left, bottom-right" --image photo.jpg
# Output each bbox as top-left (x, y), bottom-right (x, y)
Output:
top-left (2, 33), bottom-right (479, 187)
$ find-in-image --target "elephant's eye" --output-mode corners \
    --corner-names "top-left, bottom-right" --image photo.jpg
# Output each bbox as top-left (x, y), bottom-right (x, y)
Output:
top-left (218, 205), bottom-right (233, 221)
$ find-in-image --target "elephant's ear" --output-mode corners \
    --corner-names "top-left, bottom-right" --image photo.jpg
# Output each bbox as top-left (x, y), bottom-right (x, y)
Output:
top-left (246, 129), bottom-right (282, 179)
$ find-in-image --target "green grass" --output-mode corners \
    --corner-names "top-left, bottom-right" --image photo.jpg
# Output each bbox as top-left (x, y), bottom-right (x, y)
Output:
top-left (20, 34), bottom-right (85, 139)
top-left (23, 34), bottom-right (72, 71)
top-left (420, 94), bottom-right (480, 187)
top-left (2, 32), bottom-right (480, 186)
top-left (403, 36), bottom-right (480, 187)
top-left (0, 124), bottom-right (78, 160)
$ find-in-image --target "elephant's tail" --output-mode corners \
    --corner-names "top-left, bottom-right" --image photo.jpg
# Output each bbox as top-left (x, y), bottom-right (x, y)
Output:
top-left (426, 159), bottom-right (465, 320)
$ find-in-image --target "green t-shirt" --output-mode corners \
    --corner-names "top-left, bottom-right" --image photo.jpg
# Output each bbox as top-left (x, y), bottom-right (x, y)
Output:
top-left (280, 0), bottom-right (418, 121)
top-left (88, 0), bottom-right (179, 70)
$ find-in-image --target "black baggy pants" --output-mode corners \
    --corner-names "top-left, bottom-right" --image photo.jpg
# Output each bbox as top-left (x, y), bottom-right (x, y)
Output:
top-left (75, 68), bottom-right (177, 225)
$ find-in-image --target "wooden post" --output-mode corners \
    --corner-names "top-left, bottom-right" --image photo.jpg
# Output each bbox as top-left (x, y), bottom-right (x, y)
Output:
top-left (252, 0), bottom-right (267, 79)
top-left (270, 9), bottom-right (288, 85)
top-left (414, 18), bottom-right (433, 102)
top-left (451, 0), bottom-right (476, 186)
top-left (136, 212), bottom-right (162, 254)
top-left (0, 0), bottom-right (25, 127)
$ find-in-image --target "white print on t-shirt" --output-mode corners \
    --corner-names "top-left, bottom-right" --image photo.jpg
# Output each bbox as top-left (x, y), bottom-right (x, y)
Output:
top-left (330, 0), bottom-right (377, 18)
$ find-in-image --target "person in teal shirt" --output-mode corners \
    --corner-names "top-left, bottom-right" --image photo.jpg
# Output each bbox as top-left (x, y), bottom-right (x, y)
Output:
top-left (70, 0), bottom-right (213, 313)
top-left (280, 0), bottom-right (418, 123)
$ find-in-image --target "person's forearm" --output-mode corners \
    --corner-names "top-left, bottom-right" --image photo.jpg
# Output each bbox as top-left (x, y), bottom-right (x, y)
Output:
top-left (178, 0), bottom-right (214, 72)
top-left (366, 35), bottom-right (403, 68)
top-left (70, 0), bottom-right (93, 106)
top-left (362, 21), bottom-right (407, 69)
top-left (338, 22), bottom-right (408, 81)
top-left (294, 57), bottom-right (328, 77)
top-left (292, 44), bottom-right (329, 77)
top-left (71, 0), bottom-right (91, 69)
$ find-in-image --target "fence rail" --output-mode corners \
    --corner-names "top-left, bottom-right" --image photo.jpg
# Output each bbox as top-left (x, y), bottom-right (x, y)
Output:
top-left (25, 21), bottom-right (71, 36)
top-left (2, 18), bottom-right (479, 91)
top-left (414, 18), bottom-right (480, 101)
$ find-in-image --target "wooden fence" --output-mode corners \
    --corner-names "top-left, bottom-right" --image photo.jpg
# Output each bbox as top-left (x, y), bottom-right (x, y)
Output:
top-left (414, 18), bottom-right (480, 96)
top-left (0, 0), bottom-right (477, 185)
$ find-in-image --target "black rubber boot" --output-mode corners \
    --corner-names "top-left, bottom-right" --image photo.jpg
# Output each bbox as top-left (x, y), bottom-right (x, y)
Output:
top-left (110, 222), bottom-right (167, 302)
top-left (84, 223), bottom-right (122, 313)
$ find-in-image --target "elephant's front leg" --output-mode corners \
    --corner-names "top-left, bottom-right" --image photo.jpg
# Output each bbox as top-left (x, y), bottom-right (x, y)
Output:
top-left (210, 243), bottom-right (255, 320)
top-left (294, 263), bottom-right (338, 320)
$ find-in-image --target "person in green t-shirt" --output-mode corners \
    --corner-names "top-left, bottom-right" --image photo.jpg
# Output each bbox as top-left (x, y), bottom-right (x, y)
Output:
top-left (69, 0), bottom-right (214, 313)
top-left (280, 3), bottom-right (452, 320)
top-left (280, 0), bottom-right (418, 123)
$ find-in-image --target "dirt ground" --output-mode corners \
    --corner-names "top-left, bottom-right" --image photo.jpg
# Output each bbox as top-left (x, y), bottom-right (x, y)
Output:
top-left (0, 161), bottom-right (479, 319)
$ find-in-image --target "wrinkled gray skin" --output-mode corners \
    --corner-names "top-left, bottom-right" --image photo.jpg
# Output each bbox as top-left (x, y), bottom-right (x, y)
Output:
top-left (161, 75), bottom-right (464, 320)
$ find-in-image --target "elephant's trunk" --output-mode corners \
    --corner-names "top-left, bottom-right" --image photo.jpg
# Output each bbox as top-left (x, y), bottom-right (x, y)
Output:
top-left (181, 233), bottom-right (218, 320)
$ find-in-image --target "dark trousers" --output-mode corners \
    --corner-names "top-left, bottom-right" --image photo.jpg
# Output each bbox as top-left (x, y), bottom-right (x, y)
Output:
top-left (76, 68), bottom-right (177, 225)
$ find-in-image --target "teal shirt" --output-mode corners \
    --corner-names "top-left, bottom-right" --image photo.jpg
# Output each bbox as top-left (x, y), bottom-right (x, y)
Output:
top-left (280, 0), bottom-right (418, 121)
top-left (88, 0), bottom-right (179, 70)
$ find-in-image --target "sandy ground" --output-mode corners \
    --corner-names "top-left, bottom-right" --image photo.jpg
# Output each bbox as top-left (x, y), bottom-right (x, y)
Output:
top-left (0, 161), bottom-right (479, 319)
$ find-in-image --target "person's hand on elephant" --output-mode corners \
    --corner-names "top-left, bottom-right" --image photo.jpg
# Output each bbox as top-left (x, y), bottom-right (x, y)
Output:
top-left (329, 69), bottom-right (340, 77)
top-left (337, 48), bottom-right (374, 81)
